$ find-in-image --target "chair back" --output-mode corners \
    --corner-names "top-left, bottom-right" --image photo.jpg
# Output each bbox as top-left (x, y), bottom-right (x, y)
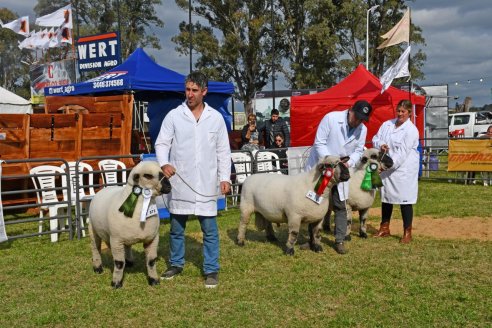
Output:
top-left (30, 165), bottom-right (67, 207)
top-left (60, 162), bottom-right (95, 202)
top-left (255, 151), bottom-right (282, 174)
top-left (98, 159), bottom-right (127, 186)
top-left (231, 152), bottom-right (252, 184)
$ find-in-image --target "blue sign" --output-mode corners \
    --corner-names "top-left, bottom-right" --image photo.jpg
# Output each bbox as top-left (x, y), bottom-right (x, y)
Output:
top-left (77, 32), bottom-right (121, 72)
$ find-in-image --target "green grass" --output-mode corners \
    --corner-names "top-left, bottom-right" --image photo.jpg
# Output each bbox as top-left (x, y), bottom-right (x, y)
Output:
top-left (0, 180), bottom-right (491, 327)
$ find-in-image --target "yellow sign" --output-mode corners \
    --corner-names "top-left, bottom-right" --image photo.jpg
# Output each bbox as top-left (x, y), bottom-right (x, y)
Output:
top-left (448, 139), bottom-right (492, 171)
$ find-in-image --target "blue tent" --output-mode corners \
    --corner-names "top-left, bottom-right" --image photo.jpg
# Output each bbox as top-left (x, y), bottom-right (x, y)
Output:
top-left (44, 48), bottom-right (235, 142)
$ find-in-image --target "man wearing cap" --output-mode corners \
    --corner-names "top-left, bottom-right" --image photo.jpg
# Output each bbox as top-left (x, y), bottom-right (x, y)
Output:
top-left (304, 100), bottom-right (372, 254)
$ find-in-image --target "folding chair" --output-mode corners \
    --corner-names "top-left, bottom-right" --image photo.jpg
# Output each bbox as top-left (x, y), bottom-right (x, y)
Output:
top-left (231, 152), bottom-right (253, 206)
top-left (98, 159), bottom-right (127, 187)
top-left (255, 151), bottom-right (282, 174)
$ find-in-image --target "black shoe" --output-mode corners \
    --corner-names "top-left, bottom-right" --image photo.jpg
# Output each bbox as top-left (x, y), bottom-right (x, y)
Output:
top-left (160, 266), bottom-right (183, 280)
top-left (334, 242), bottom-right (347, 255)
top-left (204, 272), bottom-right (219, 288)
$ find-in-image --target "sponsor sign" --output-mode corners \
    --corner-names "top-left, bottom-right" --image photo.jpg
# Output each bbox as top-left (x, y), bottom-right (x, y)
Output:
top-left (448, 139), bottom-right (492, 171)
top-left (45, 71), bottom-right (128, 96)
top-left (30, 59), bottom-right (77, 104)
top-left (77, 32), bottom-right (120, 72)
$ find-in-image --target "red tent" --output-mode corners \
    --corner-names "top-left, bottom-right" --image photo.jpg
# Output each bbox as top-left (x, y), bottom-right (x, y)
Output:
top-left (290, 64), bottom-right (426, 147)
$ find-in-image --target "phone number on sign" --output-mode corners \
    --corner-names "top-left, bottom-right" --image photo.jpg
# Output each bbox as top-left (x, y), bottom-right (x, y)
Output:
top-left (93, 79), bottom-right (124, 89)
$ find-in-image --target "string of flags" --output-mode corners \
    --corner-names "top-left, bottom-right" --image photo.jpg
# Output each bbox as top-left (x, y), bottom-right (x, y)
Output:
top-left (0, 5), bottom-right (72, 50)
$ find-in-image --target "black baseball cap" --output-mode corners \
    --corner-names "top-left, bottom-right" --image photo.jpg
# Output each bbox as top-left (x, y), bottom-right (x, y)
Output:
top-left (351, 100), bottom-right (372, 121)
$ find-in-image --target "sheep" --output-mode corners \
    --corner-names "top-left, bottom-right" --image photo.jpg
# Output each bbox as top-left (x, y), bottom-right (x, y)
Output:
top-left (323, 148), bottom-right (394, 239)
top-left (237, 155), bottom-right (350, 255)
top-left (88, 161), bottom-right (171, 288)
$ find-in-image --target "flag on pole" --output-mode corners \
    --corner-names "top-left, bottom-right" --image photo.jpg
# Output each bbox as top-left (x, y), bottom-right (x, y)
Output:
top-left (0, 16), bottom-right (30, 36)
top-left (380, 46), bottom-right (411, 93)
top-left (377, 9), bottom-right (410, 49)
top-left (35, 4), bottom-right (72, 29)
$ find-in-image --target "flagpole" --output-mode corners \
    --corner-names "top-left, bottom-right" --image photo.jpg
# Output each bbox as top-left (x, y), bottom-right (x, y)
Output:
top-left (408, 7), bottom-right (411, 102)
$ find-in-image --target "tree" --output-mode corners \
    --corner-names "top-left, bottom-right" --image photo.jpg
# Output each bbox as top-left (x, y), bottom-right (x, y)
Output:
top-left (173, 0), bottom-right (274, 114)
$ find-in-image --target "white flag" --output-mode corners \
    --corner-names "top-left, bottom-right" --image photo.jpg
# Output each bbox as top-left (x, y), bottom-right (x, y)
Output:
top-left (35, 4), bottom-right (72, 28)
top-left (1, 16), bottom-right (30, 36)
top-left (380, 46), bottom-right (411, 94)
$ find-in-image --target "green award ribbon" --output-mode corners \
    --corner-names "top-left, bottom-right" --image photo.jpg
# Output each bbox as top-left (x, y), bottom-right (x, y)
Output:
top-left (119, 186), bottom-right (142, 217)
top-left (360, 166), bottom-right (373, 191)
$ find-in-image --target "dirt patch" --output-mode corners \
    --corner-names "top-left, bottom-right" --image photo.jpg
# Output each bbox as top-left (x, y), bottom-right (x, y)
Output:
top-left (363, 208), bottom-right (492, 241)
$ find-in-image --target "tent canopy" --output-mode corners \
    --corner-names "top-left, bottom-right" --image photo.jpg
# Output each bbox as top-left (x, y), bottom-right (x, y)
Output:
top-left (290, 64), bottom-right (426, 147)
top-left (44, 48), bottom-right (235, 140)
top-left (0, 86), bottom-right (32, 114)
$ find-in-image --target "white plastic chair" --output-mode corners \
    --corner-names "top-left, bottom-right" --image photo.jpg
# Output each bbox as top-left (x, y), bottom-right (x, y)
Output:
top-left (30, 165), bottom-right (69, 242)
top-left (60, 162), bottom-right (96, 237)
top-left (231, 152), bottom-right (253, 206)
top-left (255, 151), bottom-right (282, 174)
top-left (98, 159), bottom-right (127, 187)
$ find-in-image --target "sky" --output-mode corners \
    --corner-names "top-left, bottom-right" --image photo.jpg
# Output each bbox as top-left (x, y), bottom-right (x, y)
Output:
top-left (3, 0), bottom-right (492, 107)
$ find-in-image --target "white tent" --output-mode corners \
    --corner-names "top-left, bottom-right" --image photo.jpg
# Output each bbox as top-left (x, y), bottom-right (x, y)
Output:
top-left (0, 86), bottom-right (32, 114)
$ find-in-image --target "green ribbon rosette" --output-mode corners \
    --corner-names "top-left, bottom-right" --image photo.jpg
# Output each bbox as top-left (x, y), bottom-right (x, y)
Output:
top-left (119, 186), bottom-right (142, 217)
top-left (361, 163), bottom-right (382, 191)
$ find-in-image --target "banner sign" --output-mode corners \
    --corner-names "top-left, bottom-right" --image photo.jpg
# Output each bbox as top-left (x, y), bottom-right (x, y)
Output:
top-left (448, 139), bottom-right (492, 172)
top-left (30, 59), bottom-right (77, 104)
top-left (77, 32), bottom-right (120, 72)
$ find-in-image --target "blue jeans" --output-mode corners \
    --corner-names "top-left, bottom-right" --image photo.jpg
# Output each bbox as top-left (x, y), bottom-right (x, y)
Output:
top-left (169, 214), bottom-right (220, 275)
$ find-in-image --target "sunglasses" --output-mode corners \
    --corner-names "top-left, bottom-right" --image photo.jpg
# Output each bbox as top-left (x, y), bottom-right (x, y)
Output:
top-left (275, 139), bottom-right (283, 142)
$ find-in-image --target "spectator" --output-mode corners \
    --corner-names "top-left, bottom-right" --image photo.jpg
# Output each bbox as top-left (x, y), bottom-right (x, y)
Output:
top-left (372, 99), bottom-right (420, 243)
top-left (261, 109), bottom-right (290, 149)
top-left (272, 132), bottom-right (288, 174)
top-left (304, 100), bottom-right (372, 254)
top-left (155, 71), bottom-right (231, 288)
top-left (241, 113), bottom-right (263, 152)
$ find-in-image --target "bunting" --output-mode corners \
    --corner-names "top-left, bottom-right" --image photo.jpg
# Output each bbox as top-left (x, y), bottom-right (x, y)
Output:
top-left (35, 4), bottom-right (72, 29)
top-left (0, 16), bottom-right (30, 36)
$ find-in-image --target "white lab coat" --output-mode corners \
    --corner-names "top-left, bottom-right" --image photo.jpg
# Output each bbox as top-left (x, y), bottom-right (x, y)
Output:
top-left (372, 118), bottom-right (419, 204)
top-left (304, 110), bottom-right (366, 201)
top-left (155, 102), bottom-right (231, 216)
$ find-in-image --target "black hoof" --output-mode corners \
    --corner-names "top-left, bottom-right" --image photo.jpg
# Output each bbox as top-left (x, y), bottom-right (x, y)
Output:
top-left (125, 260), bottom-right (134, 268)
top-left (359, 231), bottom-right (368, 239)
top-left (310, 243), bottom-right (323, 253)
top-left (148, 277), bottom-right (160, 286)
top-left (344, 235), bottom-right (352, 242)
top-left (237, 239), bottom-right (245, 247)
top-left (284, 247), bottom-right (295, 256)
top-left (93, 265), bottom-right (103, 274)
top-left (266, 235), bottom-right (278, 242)
top-left (111, 281), bottom-right (123, 289)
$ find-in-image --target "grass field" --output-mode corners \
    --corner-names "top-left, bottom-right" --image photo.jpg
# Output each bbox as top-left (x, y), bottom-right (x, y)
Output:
top-left (0, 180), bottom-right (491, 327)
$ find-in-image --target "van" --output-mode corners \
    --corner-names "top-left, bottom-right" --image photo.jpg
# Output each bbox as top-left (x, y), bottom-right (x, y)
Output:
top-left (448, 111), bottom-right (492, 138)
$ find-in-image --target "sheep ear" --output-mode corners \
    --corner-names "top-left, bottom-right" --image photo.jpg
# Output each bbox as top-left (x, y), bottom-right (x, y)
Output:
top-left (361, 157), bottom-right (368, 164)
top-left (133, 173), bottom-right (140, 184)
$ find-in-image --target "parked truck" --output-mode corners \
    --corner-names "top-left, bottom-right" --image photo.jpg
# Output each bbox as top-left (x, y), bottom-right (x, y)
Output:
top-left (448, 111), bottom-right (492, 138)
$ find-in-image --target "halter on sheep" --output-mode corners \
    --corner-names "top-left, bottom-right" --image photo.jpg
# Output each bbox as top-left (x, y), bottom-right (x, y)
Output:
top-left (237, 155), bottom-right (350, 255)
top-left (324, 148), bottom-right (393, 239)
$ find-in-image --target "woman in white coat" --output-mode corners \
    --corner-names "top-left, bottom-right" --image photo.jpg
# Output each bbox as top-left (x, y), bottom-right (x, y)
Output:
top-left (372, 100), bottom-right (420, 243)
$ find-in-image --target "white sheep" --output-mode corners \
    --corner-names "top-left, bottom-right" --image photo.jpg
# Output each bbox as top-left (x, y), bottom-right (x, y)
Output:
top-left (324, 148), bottom-right (393, 239)
top-left (88, 161), bottom-right (171, 288)
top-left (237, 155), bottom-right (350, 255)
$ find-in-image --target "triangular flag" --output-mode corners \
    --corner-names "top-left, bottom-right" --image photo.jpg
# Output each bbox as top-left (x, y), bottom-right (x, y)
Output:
top-left (380, 46), bottom-right (411, 94)
top-left (377, 9), bottom-right (410, 49)
top-left (35, 4), bottom-right (72, 29)
top-left (1, 16), bottom-right (30, 36)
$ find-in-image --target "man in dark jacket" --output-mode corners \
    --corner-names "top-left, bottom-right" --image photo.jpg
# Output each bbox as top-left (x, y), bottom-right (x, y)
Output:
top-left (261, 109), bottom-right (290, 149)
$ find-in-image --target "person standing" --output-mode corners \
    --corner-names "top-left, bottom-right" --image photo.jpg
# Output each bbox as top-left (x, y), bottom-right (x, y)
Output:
top-left (155, 71), bottom-right (231, 288)
top-left (372, 99), bottom-right (419, 243)
top-left (304, 100), bottom-right (372, 254)
top-left (261, 108), bottom-right (290, 149)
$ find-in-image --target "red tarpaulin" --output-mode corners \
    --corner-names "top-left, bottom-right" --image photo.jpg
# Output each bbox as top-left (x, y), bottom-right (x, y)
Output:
top-left (290, 64), bottom-right (426, 147)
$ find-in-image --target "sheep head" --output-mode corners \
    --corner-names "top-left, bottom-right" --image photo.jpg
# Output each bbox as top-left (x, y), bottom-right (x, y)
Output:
top-left (358, 148), bottom-right (394, 171)
top-left (316, 155), bottom-right (350, 184)
top-left (128, 161), bottom-right (172, 196)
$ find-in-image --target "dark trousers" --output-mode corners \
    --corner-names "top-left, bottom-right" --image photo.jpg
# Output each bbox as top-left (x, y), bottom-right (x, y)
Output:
top-left (332, 187), bottom-right (347, 243)
top-left (382, 202), bottom-right (413, 229)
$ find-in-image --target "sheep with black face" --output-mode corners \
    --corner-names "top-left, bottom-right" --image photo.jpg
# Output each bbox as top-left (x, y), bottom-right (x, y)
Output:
top-left (88, 161), bottom-right (171, 288)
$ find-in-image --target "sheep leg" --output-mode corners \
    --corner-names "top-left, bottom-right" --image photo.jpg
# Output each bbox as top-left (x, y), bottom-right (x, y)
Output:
top-left (308, 221), bottom-right (323, 253)
top-left (358, 209), bottom-right (368, 238)
top-left (285, 220), bottom-right (301, 256)
top-left (88, 223), bottom-right (103, 274)
top-left (265, 221), bottom-right (278, 242)
top-left (124, 245), bottom-right (134, 267)
top-left (110, 237), bottom-right (126, 289)
top-left (237, 206), bottom-right (253, 246)
top-left (143, 235), bottom-right (160, 286)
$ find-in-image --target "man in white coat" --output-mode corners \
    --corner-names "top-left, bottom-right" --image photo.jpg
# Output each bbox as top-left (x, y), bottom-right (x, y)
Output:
top-left (372, 100), bottom-right (419, 243)
top-left (305, 100), bottom-right (372, 254)
top-left (155, 71), bottom-right (231, 288)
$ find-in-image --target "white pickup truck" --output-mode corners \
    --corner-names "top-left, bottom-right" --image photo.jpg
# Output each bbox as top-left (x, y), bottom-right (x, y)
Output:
top-left (448, 111), bottom-right (492, 138)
